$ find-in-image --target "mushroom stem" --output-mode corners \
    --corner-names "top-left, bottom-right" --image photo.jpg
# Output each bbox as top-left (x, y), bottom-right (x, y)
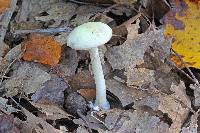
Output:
top-left (89, 47), bottom-right (110, 109)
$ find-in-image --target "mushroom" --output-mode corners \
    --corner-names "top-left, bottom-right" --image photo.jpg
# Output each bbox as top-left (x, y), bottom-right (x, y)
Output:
top-left (67, 22), bottom-right (112, 110)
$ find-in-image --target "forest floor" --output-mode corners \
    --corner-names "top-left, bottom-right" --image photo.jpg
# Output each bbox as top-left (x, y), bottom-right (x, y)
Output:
top-left (0, 0), bottom-right (200, 133)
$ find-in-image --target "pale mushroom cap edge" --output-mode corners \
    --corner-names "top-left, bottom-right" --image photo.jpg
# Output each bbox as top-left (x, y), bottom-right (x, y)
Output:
top-left (67, 22), bottom-right (112, 50)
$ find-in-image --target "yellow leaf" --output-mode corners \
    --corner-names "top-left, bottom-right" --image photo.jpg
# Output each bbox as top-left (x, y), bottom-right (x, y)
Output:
top-left (164, 0), bottom-right (200, 68)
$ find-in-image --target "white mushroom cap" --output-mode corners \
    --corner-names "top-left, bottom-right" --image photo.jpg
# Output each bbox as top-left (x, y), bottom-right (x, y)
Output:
top-left (67, 22), bottom-right (112, 50)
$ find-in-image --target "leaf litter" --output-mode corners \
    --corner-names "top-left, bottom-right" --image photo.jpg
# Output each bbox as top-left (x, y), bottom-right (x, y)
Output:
top-left (0, 0), bottom-right (200, 132)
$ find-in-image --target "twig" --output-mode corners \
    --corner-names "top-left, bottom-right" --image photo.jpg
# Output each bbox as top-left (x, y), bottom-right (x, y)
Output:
top-left (68, 0), bottom-right (112, 6)
top-left (91, 111), bottom-right (105, 125)
top-left (9, 96), bottom-right (23, 109)
top-left (12, 27), bottom-right (73, 35)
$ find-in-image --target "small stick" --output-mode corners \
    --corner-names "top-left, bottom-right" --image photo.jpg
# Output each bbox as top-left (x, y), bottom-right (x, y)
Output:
top-left (68, 0), bottom-right (112, 6)
top-left (13, 27), bottom-right (73, 35)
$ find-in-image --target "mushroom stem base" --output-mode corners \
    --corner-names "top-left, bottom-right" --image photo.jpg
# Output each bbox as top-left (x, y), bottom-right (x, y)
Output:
top-left (89, 47), bottom-right (110, 110)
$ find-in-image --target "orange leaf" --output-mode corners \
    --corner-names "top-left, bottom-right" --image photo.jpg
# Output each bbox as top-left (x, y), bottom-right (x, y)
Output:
top-left (77, 88), bottom-right (96, 101)
top-left (170, 54), bottom-right (185, 69)
top-left (22, 34), bottom-right (61, 66)
top-left (0, 0), bottom-right (11, 13)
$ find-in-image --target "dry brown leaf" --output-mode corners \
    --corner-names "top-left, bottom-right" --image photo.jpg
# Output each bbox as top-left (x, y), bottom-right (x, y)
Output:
top-left (15, 0), bottom-right (61, 22)
top-left (98, 109), bottom-right (169, 133)
top-left (126, 67), bottom-right (155, 87)
top-left (11, 21), bottom-right (43, 32)
top-left (20, 107), bottom-right (61, 133)
top-left (106, 79), bottom-right (148, 107)
top-left (0, 97), bottom-right (19, 114)
top-left (190, 84), bottom-right (200, 107)
top-left (0, 62), bottom-right (51, 96)
top-left (140, 0), bottom-right (170, 22)
top-left (70, 5), bottom-right (103, 26)
top-left (127, 80), bottom-right (190, 133)
top-left (106, 27), bottom-right (172, 92)
top-left (76, 126), bottom-right (90, 133)
top-left (181, 110), bottom-right (199, 133)
top-left (0, 114), bottom-right (20, 133)
top-left (31, 75), bottom-right (69, 106)
top-left (106, 28), bottom-right (171, 70)
top-left (31, 101), bottom-right (72, 121)
top-left (78, 88), bottom-right (96, 101)
top-left (58, 46), bottom-right (79, 77)
top-left (73, 112), bottom-right (106, 130)
top-left (158, 81), bottom-right (190, 133)
top-left (54, 32), bottom-right (70, 46)
top-left (22, 34), bottom-right (61, 66)
top-left (0, 0), bottom-right (17, 57)
top-left (69, 70), bottom-right (95, 90)
top-left (35, 2), bottom-right (78, 26)
top-left (3, 44), bottom-right (23, 62)
top-left (125, 19), bottom-right (140, 40)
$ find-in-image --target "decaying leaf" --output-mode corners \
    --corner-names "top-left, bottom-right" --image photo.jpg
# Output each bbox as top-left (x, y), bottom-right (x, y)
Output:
top-left (0, 0), bottom-right (17, 57)
top-left (69, 70), bottom-right (95, 90)
top-left (164, 0), bottom-right (200, 68)
top-left (31, 75), bottom-right (68, 105)
top-left (3, 44), bottom-right (23, 63)
top-left (76, 126), bottom-right (90, 133)
top-left (19, 107), bottom-right (61, 133)
top-left (15, 0), bottom-right (62, 22)
top-left (35, 2), bottom-right (78, 26)
top-left (22, 34), bottom-right (61, 66)
top-left (70, 5), bottom-right (103, 26)
top-left (158, 81), bottom-right (191, 133)
top-left (0, 62), bottom-right (51, 96)
top-left (126, 67), bottom-right (155, 87)
top-left (54, 32), bottom-right (70, 46)
top-left (190, 84), bottom-right (200, 107)
top-left (128, 81), bottom-right (190, 133)
top-left (98, 109), bottom-right (169, 132)
top-left (106, 79), bottom-right (148, 107)
top-left (73, 112), bottom-right (106, 130)
top-left (77, 88), bottom-right (96, 101)
top-left (181, 109), bottom-right (199, 133)
top-left (0, 114), bottom-right (20, 133)
top-left (58, 45), bottom-right (79, 77)
top-left (0, 97), bottom-right (19, 114)
top-left (106, 29), bottom-right (170, 70)
top-left (31, 101), bottom-right (72, 121)
top-left (106, 28), bottom-right (172, 92)
top-left (64, 92), bottom-right (88, 116)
